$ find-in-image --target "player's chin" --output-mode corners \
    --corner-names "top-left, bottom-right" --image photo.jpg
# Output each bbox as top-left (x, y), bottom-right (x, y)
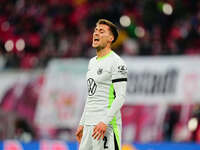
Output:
top-left (92, 43), bottom-right (99, 48)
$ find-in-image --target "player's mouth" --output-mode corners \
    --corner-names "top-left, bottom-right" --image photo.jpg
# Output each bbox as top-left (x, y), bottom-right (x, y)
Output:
top-left (93, 38), bottom-right (100, 42)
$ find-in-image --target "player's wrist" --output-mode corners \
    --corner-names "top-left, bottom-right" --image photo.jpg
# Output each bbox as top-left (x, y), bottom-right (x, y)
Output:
top-left (79, 121), bottom-right (84, 126)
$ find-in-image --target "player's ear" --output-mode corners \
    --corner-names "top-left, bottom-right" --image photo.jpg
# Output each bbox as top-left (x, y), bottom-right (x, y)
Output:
top-left (109, 34), bottom-right (114, 43)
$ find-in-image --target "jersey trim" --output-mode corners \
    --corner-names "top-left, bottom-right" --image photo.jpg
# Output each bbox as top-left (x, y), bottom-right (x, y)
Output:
top-left (114, 131), bottom-right (119, 150)
top-left (97, 51), bottom-right (112, 61)
top-left (112, 78), bottom-right (127, 83)
top-left (108, 84), bottom-right (120, 149)
top-left (111, 117), bottom-right (120, 149)
top-left (108, 83), bottom-right (115, 108)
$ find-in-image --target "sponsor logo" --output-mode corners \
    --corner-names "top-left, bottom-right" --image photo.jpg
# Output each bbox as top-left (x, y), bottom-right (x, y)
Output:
top-left (87, 78), bottom-right (97, 96)
top-left (127, 69), bottom-right (178, 95)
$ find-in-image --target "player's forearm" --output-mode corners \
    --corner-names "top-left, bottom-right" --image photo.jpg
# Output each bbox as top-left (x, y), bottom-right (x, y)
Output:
top-left (102, 81), bottom-right (127, 125)
top-left (79, 102), bottom-right (87, 125)
top-left (79, 112), bottom-right (85, 125)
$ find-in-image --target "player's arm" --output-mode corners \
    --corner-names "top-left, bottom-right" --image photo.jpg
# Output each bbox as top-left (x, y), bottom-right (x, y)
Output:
top-left (103, 59), bottom-right (128, 124)
top-left (79, 100), bottom-right (87, 126)
top-left (78, 58), bottom-right (92, 126)
top-left (102, 80), bottom-right (127, 125)
top-left (76, 101), bottom-right (87, 143)
top-left (76, 59), bottom-right (92, 143)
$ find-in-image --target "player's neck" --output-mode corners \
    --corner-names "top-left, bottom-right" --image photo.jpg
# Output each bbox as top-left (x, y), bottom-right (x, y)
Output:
top-left (96, 47), bottom-right (112, 59)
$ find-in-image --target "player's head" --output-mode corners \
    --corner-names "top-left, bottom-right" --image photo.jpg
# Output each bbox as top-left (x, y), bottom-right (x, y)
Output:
top-left (92, 19), bottom-right (118, 50)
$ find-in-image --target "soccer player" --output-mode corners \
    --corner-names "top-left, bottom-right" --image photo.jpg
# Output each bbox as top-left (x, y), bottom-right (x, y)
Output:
top-left (76, 19), bottom-right (128, 150)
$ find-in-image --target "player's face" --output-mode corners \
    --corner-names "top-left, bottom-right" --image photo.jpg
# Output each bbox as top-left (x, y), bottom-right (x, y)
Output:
top-left (92, 24), bottom-right (113, 50)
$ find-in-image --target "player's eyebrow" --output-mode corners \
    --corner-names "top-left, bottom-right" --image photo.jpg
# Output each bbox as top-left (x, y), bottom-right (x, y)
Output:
top-left (94, 27), bottom-right (105, 33)
top-left (93, 27), bottom-right (98, 32)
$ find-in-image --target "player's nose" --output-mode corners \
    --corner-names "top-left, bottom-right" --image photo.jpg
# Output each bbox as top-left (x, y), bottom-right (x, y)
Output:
top-left (94, 33), bottom-right (98, 37)
top-left (94, 30), bottom-right (99, 35)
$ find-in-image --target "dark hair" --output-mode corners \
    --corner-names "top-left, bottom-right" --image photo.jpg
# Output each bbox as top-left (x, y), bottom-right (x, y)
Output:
top-left (96, 19), bottom-right (118, 43)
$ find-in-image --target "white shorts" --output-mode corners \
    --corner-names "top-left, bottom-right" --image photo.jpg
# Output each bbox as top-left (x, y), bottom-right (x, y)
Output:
top-left (79, 124), bottom-right (121, 150)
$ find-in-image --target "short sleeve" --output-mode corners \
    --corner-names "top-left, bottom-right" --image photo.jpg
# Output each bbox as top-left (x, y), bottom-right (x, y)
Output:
top-left (111, 59), bottom-right (128, 83)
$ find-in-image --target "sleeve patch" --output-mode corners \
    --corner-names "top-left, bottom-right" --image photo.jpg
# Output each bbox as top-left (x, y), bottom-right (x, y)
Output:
top-left (118, 65), bottom-right (128, 75)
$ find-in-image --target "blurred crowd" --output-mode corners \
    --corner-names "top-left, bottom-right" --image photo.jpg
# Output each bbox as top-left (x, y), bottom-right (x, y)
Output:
top-left (0, 0), bottom-right (200, 69)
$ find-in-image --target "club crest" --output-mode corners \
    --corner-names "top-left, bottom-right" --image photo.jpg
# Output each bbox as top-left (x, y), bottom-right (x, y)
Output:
top-left (97, 68), bottom-right (103, 75)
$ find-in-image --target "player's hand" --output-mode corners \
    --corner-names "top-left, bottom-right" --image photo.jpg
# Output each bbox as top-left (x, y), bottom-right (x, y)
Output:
top-left (76, 125), bottom-right (84, 144)
top-left (92, 122), bottom-right (107, 140)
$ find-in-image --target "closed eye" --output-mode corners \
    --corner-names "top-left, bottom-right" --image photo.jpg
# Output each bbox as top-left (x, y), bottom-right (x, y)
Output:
top-left (99, 29), bottom-right (105, 33)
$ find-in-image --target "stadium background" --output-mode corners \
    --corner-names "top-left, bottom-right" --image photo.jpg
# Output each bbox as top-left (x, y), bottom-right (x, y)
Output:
top-left (0, 0), bottom-right (200, 149)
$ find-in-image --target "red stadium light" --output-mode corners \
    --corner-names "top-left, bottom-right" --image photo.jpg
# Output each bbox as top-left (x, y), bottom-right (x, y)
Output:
top-left (16, 38), bottom-right (25, 52)
top-left (4, 40), bottom-right (14, 52)
top-left (1, 21), bottom-right (10, 32)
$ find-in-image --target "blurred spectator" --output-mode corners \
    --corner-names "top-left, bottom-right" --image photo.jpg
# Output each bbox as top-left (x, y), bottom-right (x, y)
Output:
top-left (14, 118), bottom-right (35, 142)
top-left (163, 106), bottom-right (180, 141)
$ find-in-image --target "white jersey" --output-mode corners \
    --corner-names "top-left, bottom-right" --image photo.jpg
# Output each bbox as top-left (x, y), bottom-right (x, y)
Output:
top-left (80, 51), bottom-right (128, 126)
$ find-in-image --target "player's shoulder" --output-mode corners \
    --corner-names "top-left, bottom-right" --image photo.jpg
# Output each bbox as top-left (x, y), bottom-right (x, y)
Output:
top-left (89, 56), bottom-right (96, 62)
top-left (110, 51), bottom-right (126, 65)
top-left (110, 51), bottom-right (128, 76)
top-left (88, 56), bottom-right (96, 67)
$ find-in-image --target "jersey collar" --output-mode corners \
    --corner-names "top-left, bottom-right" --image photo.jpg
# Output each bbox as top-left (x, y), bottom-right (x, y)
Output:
top-left (96, 51), bottom-right (113, 61)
